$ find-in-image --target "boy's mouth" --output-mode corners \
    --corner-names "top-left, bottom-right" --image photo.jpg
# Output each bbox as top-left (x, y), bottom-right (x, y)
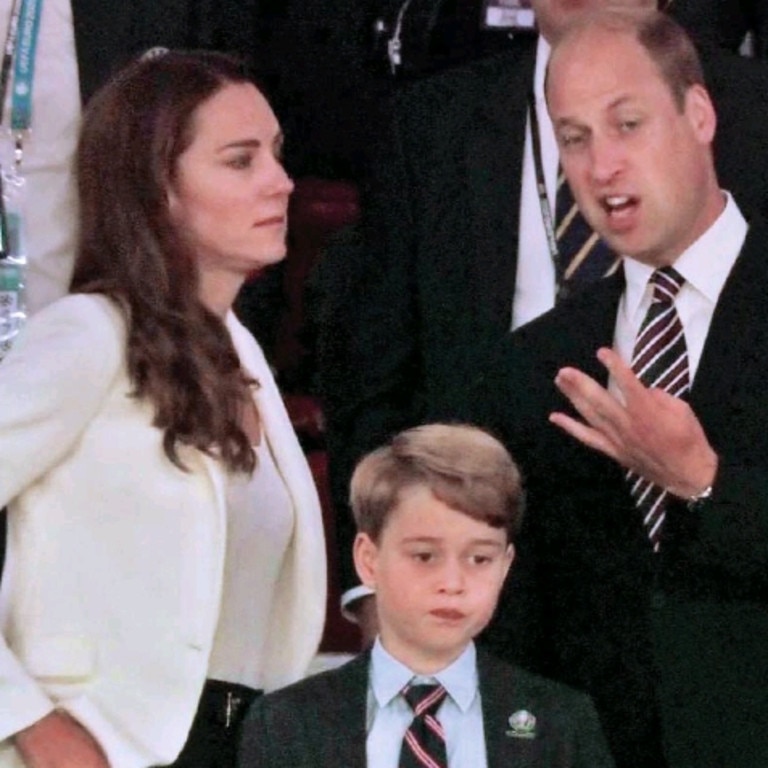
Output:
top-left (430, 609), bottom-right (465, 621)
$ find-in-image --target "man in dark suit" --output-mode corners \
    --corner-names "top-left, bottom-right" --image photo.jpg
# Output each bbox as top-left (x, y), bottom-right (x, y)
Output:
top-left (321, 0), bottom-right (768, 635)
top-left (472, 9), bottom-right (768, 768)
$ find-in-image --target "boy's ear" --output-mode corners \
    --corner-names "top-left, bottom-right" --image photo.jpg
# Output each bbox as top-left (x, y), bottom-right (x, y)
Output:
top-left (503, 543), bottom-right (515, 579)
top-left (353, 532), bottom-right (379, 589)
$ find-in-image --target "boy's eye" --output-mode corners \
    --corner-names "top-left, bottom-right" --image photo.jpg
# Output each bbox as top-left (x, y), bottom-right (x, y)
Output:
top-left (469, 553), bottom-right (494, 566)
top-left (411, 551), bottom-right (435, 563)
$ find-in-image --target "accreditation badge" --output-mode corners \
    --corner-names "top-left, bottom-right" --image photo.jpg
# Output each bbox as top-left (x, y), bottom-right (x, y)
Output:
top-left (0, 165), bottom-right (27, 362)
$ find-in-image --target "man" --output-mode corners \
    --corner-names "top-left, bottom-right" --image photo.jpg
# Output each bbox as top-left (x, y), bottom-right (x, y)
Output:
top-left (474, 10), bottom-right (768, 767)
top-left (320, 0), bottom-right (768, 636)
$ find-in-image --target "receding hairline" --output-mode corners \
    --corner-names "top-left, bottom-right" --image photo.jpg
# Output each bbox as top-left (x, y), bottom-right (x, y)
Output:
top-left (546, 8), bottom-right (705, 111)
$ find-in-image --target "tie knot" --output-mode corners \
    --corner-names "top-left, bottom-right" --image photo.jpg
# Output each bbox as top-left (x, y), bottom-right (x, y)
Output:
top-left (402, 683), bottom-right (447, 717)
top-left (650, 266), bottom-right (685, 303)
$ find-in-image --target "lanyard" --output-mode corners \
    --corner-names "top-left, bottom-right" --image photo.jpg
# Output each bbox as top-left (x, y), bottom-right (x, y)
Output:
top-left (0, 0), bottom-right (20, 126)
top-left (10, 0), bottom-right (42, 134)
top-left (527, 91), bottom-right (569, 300)
top-left (0, 0), bottom-right (42, 170)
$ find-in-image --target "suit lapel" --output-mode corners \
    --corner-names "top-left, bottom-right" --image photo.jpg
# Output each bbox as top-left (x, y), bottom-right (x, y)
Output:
top-left (689, 217), bottom-right (768, 430)
top-left (479, 649), bottom-right (547, 767)
top-left (545, 270), bottom-right (625, 390)
top-left (316, 652), bottom-right (369, 768)
top-left (466, 38), bottom-right (536, 331)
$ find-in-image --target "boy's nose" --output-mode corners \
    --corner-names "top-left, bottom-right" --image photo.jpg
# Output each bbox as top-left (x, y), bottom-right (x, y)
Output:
top-left (437, 560), bottom-right (466, 594)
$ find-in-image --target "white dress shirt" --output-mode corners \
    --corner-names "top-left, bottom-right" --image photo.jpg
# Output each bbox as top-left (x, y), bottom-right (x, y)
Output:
top-left (613, 193), bottom-right (747, 385)
top-left (511, 35), bottom-right (558, 330)
top-left (0, 0), bottom-right (80, 316)
top-left (366, 639), bottom-right (488, 768)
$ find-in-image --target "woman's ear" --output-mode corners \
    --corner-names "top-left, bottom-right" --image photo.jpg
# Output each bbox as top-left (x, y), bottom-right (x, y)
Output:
top-left (353, 532), bottom-right (379, 589)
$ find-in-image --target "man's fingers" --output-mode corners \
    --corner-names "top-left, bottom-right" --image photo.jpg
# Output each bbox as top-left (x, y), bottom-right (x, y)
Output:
top-left (549, 412), bottom-right (621, 462)
top-left (554, 366), bottom-right (627, 434)
top-left (596, 346), bottom-right (651, 406)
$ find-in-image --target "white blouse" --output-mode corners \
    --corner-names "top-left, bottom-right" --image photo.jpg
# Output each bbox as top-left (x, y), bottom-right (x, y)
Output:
top-left (206, 436), bottom-right (295, 689)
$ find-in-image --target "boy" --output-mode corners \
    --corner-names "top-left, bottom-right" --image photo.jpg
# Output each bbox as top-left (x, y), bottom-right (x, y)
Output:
top-left (238, 424), bottom-right (613, 767)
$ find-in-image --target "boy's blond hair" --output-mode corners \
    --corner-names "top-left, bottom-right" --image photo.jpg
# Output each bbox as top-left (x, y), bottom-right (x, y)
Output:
top-left (350, 423), bottom-right (524, 542)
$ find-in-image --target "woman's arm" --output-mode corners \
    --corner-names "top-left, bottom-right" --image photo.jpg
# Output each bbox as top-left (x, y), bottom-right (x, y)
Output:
top-left (0, 294), bottom-right (124, 752)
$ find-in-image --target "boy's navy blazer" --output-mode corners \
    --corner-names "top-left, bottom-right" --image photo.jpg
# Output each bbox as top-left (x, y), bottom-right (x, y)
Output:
top-left (239, 647), bottom-right (614, 768)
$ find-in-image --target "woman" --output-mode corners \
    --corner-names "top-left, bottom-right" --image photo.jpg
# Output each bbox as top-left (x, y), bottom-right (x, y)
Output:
top-left (0, 51), bottom-right (326, 768)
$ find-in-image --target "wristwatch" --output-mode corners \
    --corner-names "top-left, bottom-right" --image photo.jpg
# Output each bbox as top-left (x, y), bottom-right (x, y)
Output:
top-left (686, 484), bottom-right (713, 511)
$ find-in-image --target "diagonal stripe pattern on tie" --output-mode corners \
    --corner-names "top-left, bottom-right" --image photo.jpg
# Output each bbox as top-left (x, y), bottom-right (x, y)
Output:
top-left (626, 266), bottom-right (690, 551)
top-left (555, 169), bottom-right (620, 293)
top-left (399, 683), bottom-right (448, 768)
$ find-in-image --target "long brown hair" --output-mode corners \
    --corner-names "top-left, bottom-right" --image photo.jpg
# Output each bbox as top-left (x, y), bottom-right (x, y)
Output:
top-left (72, 51), bottom-right (261, 473)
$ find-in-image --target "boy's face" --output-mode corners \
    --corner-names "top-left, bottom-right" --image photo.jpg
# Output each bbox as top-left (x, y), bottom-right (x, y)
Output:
top-left (354, 485), bottom-right (514, 674)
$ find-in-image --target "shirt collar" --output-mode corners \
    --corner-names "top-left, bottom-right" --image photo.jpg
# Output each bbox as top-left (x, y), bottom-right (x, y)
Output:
top-left (370, 638), bottom-right (478, 713)
top-left (623, 192), bottom-right (747, 322)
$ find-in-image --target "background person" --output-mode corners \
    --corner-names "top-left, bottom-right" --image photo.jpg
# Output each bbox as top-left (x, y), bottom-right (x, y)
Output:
top-left (0, 51), bottom-right (326, 768)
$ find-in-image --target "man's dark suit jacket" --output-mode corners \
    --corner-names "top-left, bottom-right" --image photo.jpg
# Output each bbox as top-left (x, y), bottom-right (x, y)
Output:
top-left (469, 217), bottom-right (768, 768)
top-left (71, 0), bottom-right (258, 101)
top-left (321, 35), bottom-right (768, 593)
top-left (239, 647), bottom-right (614, 768)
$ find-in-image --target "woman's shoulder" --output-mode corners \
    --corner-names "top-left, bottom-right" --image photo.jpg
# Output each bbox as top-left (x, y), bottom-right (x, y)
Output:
top-left (12, 293), bottom-right (127, 372)
top-left (32, 293), bottom-right (124, 340)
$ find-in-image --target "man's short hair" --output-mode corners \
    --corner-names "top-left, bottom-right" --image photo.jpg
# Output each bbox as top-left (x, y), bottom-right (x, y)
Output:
top-left (637, 10), bottom-right (705, 109)
top-left (350, 423), bottom-right (524, 543)
top-left (549, 9), bottom-right (705, 112)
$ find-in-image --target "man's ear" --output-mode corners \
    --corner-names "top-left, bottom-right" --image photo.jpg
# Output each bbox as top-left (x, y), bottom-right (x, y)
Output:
top-left (353, 532), bottom-right (379, 589)
top-left (684, 83), bottom-right (717, 145)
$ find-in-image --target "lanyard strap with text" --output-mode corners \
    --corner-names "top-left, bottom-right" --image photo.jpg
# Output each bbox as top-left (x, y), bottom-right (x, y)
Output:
top-left (527, 91), bottom-right (569, 300)
top-left (10, 0), bottom-right (42, 165)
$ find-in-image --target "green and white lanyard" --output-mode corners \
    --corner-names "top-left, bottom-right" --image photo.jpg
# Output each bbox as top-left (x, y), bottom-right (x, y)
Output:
top-left (0, 0), bottom-right (41, 358)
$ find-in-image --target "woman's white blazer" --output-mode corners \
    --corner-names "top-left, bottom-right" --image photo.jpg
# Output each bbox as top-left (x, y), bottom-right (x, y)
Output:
top-left (0, 294), bottom-right (326, 768)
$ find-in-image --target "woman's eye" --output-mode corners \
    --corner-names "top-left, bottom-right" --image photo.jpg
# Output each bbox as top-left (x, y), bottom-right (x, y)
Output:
top-left (226, 154), bottom-right (252, 169)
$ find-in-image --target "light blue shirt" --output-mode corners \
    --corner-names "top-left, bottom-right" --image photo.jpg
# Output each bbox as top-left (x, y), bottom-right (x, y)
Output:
top-left (366, 639), bottom-right (488, 768)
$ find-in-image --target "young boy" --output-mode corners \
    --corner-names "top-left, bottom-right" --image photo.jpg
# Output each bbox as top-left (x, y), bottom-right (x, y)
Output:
top-left (238, 424), bottom-right (614, 767)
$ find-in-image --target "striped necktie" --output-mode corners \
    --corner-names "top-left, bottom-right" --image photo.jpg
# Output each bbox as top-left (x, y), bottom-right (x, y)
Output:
top-left (626, 266), bottom-right (690, 551)
top-left (555, 169), bottom-right (619, 295)
top-left (399, 683), bottom-right (448, 768)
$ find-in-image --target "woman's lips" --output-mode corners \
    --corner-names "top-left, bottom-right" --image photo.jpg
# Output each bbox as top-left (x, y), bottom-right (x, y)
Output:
top-left (253, 215), bottom-right (285, 227)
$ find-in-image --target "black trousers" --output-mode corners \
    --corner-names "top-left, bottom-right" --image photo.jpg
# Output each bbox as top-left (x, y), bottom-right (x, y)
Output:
top-left (164, 680), bottom-right (262, 768)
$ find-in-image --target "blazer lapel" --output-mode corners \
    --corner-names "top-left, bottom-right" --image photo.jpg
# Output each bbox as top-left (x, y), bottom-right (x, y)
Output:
top-left (466, 38), bottom-right (537, 332)
top-left (479, 649), bottom-right (547, 768)
top-left (688, 217), bottom-right (768, 429)
top-left (546, 271), bottom-right (625, 390)
top-left (317, 652), bottom-right (370, 768)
